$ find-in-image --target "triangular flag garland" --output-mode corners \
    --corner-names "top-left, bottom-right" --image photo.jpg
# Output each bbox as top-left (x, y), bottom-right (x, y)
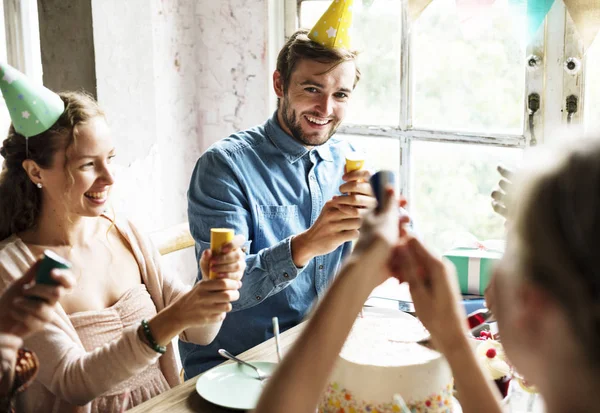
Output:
top-left (564, 0), bottom-right (600, 50)
top-left (308, 0), bottom-right (354, 50)
top-left (526, 0), bottom-right (555, 38)
top-left (0, 62), bottom-right (64, 138)
top-left (408, 0), bottom-right (434, 22)
top-left (508, 0), bottom-right (555, 38)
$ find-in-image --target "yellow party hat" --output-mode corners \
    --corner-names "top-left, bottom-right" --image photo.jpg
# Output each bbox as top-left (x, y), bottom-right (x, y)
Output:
top-left (308, 0), bottom-right (354, 49)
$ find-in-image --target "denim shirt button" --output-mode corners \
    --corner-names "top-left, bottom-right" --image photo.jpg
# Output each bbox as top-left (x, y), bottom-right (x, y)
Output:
top-left (256, 295), bottom-right (262, 301)
top-left (283, 272), bottom-right (289, 278)
top-left (319, 265), bottom-right (324, 270)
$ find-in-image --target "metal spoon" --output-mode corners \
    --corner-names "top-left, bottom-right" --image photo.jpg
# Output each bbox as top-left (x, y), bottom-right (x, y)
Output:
top-left (218, 349), bottom-right (271, 381)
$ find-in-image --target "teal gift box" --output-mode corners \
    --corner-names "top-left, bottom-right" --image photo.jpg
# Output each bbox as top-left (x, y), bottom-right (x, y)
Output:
top-left (443, 246), bottom-right (503, 296)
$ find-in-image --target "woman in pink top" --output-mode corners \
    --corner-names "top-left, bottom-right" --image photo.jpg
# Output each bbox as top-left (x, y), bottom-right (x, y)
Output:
top-left (0, 68), bottom-right (246, 412)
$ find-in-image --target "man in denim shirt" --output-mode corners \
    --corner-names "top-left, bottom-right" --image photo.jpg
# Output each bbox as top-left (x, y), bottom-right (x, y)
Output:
top-left (180, 28), bottom-right (375, 377)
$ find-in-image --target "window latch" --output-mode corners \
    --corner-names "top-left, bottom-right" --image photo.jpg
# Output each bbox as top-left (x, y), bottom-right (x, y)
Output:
top-left (528, 93), bottom-right (540, 146)
top-left (566, 95), bottom-right (578, 124)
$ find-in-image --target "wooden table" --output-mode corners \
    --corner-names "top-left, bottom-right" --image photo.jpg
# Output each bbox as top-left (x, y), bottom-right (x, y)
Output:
top-left (129, 323), bottom-right (306, 413)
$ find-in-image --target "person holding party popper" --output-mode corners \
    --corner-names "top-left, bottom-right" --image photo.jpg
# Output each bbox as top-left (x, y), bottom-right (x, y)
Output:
top-left (0, 258), bottom-right (74, 413)
top-left (0, 63), bottom-right (246, 413)
top-left (182, 0), bottom-right (376, 377)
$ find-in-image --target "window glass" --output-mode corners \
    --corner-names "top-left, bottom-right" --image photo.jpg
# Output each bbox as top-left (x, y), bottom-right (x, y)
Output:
top-left (410, 140), bottom-right (523, 253)
top-left (411, 0), bottom-right (526, 134)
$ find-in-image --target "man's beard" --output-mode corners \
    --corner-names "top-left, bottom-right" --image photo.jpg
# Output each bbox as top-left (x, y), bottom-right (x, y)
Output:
top-left (281, 96), bottom-right (339, 147)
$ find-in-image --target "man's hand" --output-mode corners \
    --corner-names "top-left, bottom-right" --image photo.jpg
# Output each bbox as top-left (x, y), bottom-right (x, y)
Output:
top-left (491, 165), bottom-right (513, 218)
top-left (291, 196), bottom-right (363, 267)
top-left (291, 169), bottom-right (377, 267)
top-left (338, 169), bottom-right (376, 210)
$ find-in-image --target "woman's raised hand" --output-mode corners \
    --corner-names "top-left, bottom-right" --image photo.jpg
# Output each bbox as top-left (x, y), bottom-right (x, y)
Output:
top-left (399, 237), bottom-right (468, 354)
top-left (200, 234), bottom-right (247, 282)
top-left (174, 235), bottom-right (247, 327)
top-left (0, 259), bottom-right (75, 338)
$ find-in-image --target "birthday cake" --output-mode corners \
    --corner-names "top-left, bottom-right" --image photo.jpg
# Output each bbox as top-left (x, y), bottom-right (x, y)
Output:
top-left (318, 307), bottom-right (455, 413)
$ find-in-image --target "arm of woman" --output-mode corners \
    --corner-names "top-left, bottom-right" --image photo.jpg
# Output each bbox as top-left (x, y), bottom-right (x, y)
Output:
top-left (400, 237), bottom-right (503, 413)
top-left (178, 239), bottom-right (246, 345)
top-left (255, 189), bottom-right (401, 413)
top-left (126, 221), bottom-right (245, 345)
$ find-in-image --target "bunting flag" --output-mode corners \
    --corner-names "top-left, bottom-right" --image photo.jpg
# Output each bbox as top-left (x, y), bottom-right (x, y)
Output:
top-left (455, 0), bottom-right (496, 24)
top-left (408, 0), bottom-right (434, 22)
top-left (526, 0), bottom-right (555, 38)
top-left (564, 0), bottom-right (600, 50)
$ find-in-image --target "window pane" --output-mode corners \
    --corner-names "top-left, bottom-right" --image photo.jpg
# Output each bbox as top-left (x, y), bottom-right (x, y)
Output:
top-left (411, 0), bottom-right (526, 134)
top-left (299, 0), bottom-right (402, 126)
top-left (410, 140), bottom-right (522, 254)
top-left (585, 38), bottom-right (600, 135)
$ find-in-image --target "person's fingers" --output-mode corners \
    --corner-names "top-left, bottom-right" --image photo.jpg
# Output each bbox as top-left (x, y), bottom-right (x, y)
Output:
top-left (15, 260), bottom-right (42, 287)
top-left (335, 194), bottom-right (377, 209)
top-left (210, 262), bottom-right (244, 275)
top-left (377, 187), bottom-right (396, 215)
top-left (200, 289), bottom-right (240, 304)
top-left (342, 169), bottom-right (371, 182)
top-left (329, 217), bottom-right (362, 232)
top-left (330, 203), bottom-right (362, 217)
top-left (393, 243), bottom-right (416, 284)
top-left (491, 189), bottom-right (505, 202)
top-left (407, 237), bottom-right (442, 273)
top-left (491, 200), bottom-right (508, 217)
top-left (220, 235), bottom-right (246, 253)
top-left (215, 271), bottom-right (245, 282)
top-left (211, 249), bottom-right (245, 265)
top-left (198, 278), bottom-right (242, 292)
top-left (498, 178), bottom-right (511, 192)
top-left (339, 181), bottom-right (374, 197)
top-left (398, 214), bottom-right (411, 238)
top-left (497, 164), bottom-right (514, 180)
top-left (12, 298), bottom-right (54, 323)
top-left (49, 269), bottom-right (75, 290)
top-left (21, 284), bottom-right (63, 304)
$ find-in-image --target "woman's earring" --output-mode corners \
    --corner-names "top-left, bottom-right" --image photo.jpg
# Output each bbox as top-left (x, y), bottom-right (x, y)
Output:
top-left (36, 182), bottom-right (42, 189)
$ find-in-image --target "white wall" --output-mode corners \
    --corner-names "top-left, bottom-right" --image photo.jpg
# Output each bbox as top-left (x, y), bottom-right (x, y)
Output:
top-left (91, 0), bottom-right (271, 282)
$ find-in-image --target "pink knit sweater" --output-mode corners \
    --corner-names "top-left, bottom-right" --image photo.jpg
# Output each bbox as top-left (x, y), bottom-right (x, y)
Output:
top-left (0, 219), bottom-right (210, 413)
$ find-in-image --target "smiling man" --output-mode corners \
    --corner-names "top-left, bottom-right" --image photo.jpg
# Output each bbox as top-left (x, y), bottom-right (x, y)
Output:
top-left (180, 0), bottom-right (376, 377)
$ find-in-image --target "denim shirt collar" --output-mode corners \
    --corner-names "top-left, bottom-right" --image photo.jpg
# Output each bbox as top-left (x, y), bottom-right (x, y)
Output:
top-left (265, 111), bottom-right (334, 164)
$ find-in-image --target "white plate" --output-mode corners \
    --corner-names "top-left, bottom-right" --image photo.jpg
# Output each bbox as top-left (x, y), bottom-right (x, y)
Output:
top-left (195, 361), bottom-right (278, 410)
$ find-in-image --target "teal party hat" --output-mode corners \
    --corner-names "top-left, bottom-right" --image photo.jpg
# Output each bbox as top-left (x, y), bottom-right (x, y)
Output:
top-left (0, 62), bottom-right (64, 137)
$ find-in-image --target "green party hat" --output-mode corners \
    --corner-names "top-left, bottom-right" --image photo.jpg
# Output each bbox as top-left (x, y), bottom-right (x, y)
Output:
top-left (0, 62), bottom-right (64, 137)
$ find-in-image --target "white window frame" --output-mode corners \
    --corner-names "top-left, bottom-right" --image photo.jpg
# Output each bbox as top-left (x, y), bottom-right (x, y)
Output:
top-left (2, 0), bottom-right (42, 80)
top-left (283, 0), bottom-right (586, 201)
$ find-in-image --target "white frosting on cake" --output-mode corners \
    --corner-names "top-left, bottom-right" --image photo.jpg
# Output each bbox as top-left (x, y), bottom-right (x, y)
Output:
top-left (475, 340), bottom-right (511, 380)
top-left (319, 307), bottom-right (454, 412)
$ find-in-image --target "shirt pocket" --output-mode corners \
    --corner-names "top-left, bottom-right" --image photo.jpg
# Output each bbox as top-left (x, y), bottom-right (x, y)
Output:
top-left (256, 205), bottom-right (301, 248)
